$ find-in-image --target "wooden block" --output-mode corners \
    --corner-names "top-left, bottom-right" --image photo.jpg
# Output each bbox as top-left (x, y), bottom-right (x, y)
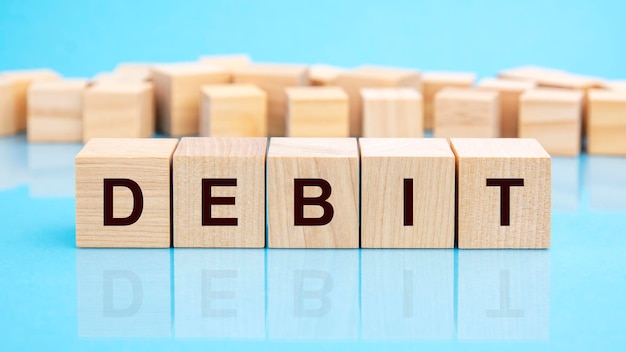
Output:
top-left (0, 69), bottom-right (60, 135)
top-left (602, 80), bottom-right (626, 92)
top-left (286, 87), bottom-right (349, 137)
top-left (335, 65), bottom-right (421, 137)
top-left (587, 89), bottom-right (626, 156)
top-left (519, 88), bottom-right (584, 156)
top-left (359, 138), bottom-right (455, 248)
top-left (27, 79), bottom-right (88, 142)
top-left (75, 138), bottom-right (179, 248)
top-left (199, 84), bottom-right (267, 137)
top-left (232, 64), bottom-right (309, 136)
top-left (450, 138), bottom-right (551, 249)
top-left (499, 66), bottom-right (601, 89)
top-left (433, 88), bottom-right (499, 138)
top-left (83, 82), bottom-right (154, 142)
top-left (477, 78), bottom-right (536, 138)
top-left (114, 63), bottom-right (154, 81)
top-left (309, 64), bottom-right (345, 86)
top-left (267, 138), bottom-right (359, 248)
top-left (199, 54), bottom-right (252, 71)
top-left (92, 71), bottom-right (150, 85)
top-left (361, 88), bottom-right (423, 137)
top-left (173, 137), bottom-right (266, 247)
top-left (152, 62), bottom-right (230, 136)
top-left (423, 71), bottom-right (475, 130)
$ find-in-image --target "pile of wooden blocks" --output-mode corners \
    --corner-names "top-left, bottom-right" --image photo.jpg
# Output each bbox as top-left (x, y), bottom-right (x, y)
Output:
top-left (1, 54), bottom-right (625, 156)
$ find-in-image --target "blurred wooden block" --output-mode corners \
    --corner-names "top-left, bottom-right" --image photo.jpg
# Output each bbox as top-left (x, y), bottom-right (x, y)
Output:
top-left (588, 89), bottom-right (626, 156)
top-left (232, 64), bottom-right (309, 136)
top-left (152, 62), bottom-right (230, 136)
top-left (83, 82), bottom-right (154, 142)
top-left (477, 78), bottom-right (536, 138)
top-left (450, 138), bottom-right (551, 249)
top-left (499, 66), bottom-right (601, 89)
top-left (199, 84), bottom-right (267, 137)
top-left (0, 69), bottom-right (60, 135)
top-left (27, 79), bottom-right (88, 143)
top-left (434, 88), bottom-right (499, 138)
top-left (114, 63), bottom-right (154, 81)
top-left (75, 138), bottom-right (179, 247)
top-left (519, 88), bottom-right (584, 156)
top-left (267, 138), bottom-right (359, 248)
top-left (199, 54), bottom-right (251, 71)
top-left (309, 64), bottom-right (344, 86)
top-left (173, 137), bottom-right (266, 247)
top-left (335, 65), bottom-right (421, 137)
top-left (361, 88), bottom-right (423, 137)
top-left (360, 138), bottom-right (455, 248)
top-left (423, 72), bottom-right (475, 130)
top-left (603, 80), bottom-right (626, 92)
top-left (286, 87), bottom-right (349, 137)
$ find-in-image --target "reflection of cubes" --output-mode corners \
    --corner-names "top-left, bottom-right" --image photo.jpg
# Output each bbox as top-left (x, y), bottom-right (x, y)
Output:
top-left (551, 157), bottom-right (580, 212)
top-left (361, 250), bottom-right (454, 339)
top-left (268, 250), bottom-right (359, 339)
top-left (587, 156), bottom-right (626, 211)
top-left (76, 249), bottom-right (171, 337)
top-left (0, 136), bottom-right (28, 190)
top-left (174, 249), bottom-right (265, 338)
top-left (458, 250), bottom-right (550, 340)
top-left (27, 143), bottom-right (83, 197)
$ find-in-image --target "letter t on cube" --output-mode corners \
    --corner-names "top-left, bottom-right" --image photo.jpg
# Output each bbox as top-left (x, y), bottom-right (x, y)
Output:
top-left (450, 138), bottom-right (551, 248)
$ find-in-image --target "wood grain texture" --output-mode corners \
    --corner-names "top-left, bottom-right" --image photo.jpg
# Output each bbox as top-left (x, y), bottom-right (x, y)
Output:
top-left (519, 88), bottom-right (583, 156)
top-left (422, 71), bottom-right (475, 130)
top-left (75, 138), bottom-right (179, 248)
top-left (477, 78), bottom-right (536, 138)
top-left (152, 62), bottom-right (230, 136)
top-left (360, 138), bottom-right (455, 248)
top-left (267, 138), bottom-right (359, 248)
top-left (199, 84), bottom-right (267, 137)
top-left (286, 87), bottom-right (349, 137)
top-left (361, 88), bottom-right (423, 137)
top-left (434, 88), bottom-right (499, 138)
top-left (450, 138), bottom-right (551, 249)
top-left (587, 89), bottom-right (626, 156)
top-left (27, 79), bottom-right (88, 142)
top-left (335, 65), bottom-right (421, 137)
top-left (309, 64), bottom-right (345, 86)
top-left (83, 82), bottom-right (155, 142)
top-left (232, 64), bottom-right (309, 136)
top-left (173, 137), bottom-right (267, 247)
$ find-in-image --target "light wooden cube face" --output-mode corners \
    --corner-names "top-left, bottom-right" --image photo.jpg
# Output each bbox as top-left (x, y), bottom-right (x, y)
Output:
top-left (434, 89), bottom-right (499, 138)
top-left (267, 138), bottom-right (359, 248)
top-left (173, 137), bottom-right (266, 247)
top-left (361, 88), bottom-right (423, 137)
top-left (200, 85), bottom-right (267, 137)
top-left (588, 90), bottom-right (626, 156)
top-left (451, 138), bottom-right (551, 249)
top-left (27, 80), bottom-right (87, 142)
top-left (286, 87), bottom-right (349, 137)
top-left (360, 138), bottom-right (455, 248)
top-left (422, 72), bottom-right (476, 130)
top-left (477, 78), bottom-right (536, 138)
top-left (83, 84), bottom-right (154, 142)
top-left (75, 138), bottom-right (178, 248)
top-left (0, 80), bottom-right (15, 135)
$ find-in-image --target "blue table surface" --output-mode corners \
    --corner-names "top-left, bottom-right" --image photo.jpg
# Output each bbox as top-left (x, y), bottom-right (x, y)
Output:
top-left (0, 135), bottom-right (624, 351)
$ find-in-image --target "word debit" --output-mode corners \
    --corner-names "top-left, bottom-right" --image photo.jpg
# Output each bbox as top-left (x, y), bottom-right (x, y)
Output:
top-left (75, 137), bottom-right (551, 249)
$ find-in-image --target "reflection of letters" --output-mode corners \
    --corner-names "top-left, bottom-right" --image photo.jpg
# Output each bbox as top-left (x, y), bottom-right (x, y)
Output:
top-left (202, 270), bottom-right (237, 318)
top-left (103, 270), bottom-right (143, 317)
top-left (294, 270), bottom-right (333, 318)
top-left (486, 270), bottom-right (524, 318)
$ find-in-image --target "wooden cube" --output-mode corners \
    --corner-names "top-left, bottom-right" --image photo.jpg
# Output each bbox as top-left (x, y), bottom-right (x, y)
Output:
top-left (0, 69), bottom-right (60, 135)
top-left (360, 138), bottom-right (455, 248)
top-left (309, 64), bottom-right (344, 86)
top-left (450, 138), bottom-right (551, 249)
top-left (361, 88), bottom-right (423, 137)
top-left (286, 87), bottom-right (349, 137)
top-left (434, 88), bottom-right (499, 138)
top-left (199, 84), bottom-right (267, 137)
top-left (75, 138), bottom-right (179, 247)
top-left (477, 78), bottom-right (536, 138)
top-left (152, 62), bottom-right (230, 136)
top-left (232, 64), bottom-right (309, 136)
top-left (83, 82), bottom-right (154, 142)
top-left (267, 138), bottom-right (359, 248)
top-left (173, 137), bottom-right (266, 247)
top-left (114, 63), bottom-right (154, 81)
top-left (499, 66), bottom-right (601, 89)
top-left (519, 88), bottom-right (583, 156)
top-left (587, 89), bottom-right (626, 156)
top-left (199, 54), bottom-right (251, 71)
top-left (335, 65), bottom-right (421, 137)
top-left (603, 80), bottom-right (626, 92)
top-left (423, 71), bottom-right (475, 130)
top-left (27, 79), bottom-right (88, 142)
